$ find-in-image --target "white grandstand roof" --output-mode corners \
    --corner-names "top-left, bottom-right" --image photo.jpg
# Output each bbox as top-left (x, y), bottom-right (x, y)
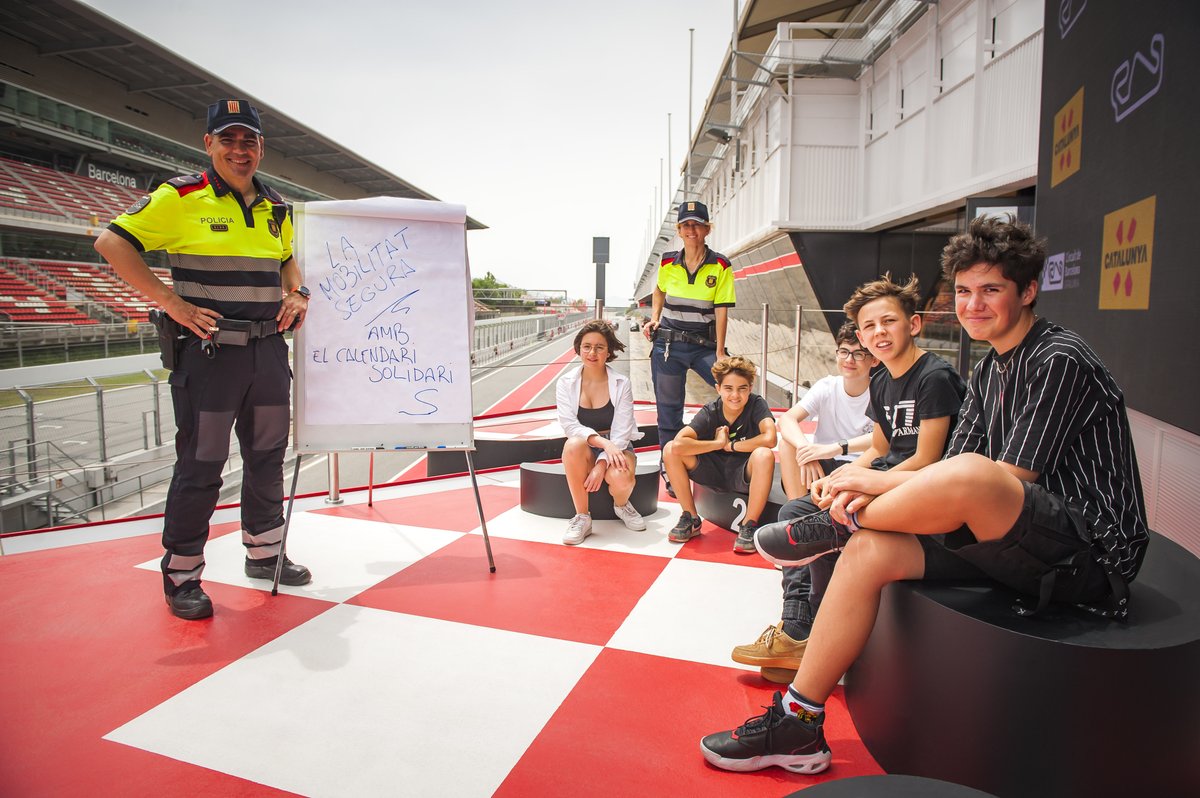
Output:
top-left (0, 0), bottom-right (485, 229)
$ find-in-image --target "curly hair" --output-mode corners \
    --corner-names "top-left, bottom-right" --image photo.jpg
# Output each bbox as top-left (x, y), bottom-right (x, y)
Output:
top-left (573, 319), bottom-right (624, 363)
top-left (941, 215), bottom-right (1047, 304)
top-left (843, 272), bottom-right (921, 323)
top-left (711, 355), bottom-right (757, 386)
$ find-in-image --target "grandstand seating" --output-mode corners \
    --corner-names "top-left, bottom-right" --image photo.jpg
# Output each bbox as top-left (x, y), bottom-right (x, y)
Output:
top-left (0, 257), bottom-right (172, 323)
top-left (32, 259), bottom-right (163, 322)
top-left (0, 157), bottom-right (143, 225)
top-left (0, 264), bottom-right (98, 325)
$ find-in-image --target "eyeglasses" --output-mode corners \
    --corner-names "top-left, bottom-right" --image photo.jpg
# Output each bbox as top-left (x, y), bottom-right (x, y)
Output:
top-left (580, 345), bottom-right (608, 354)
top-left (835, 348), bottom-right (869, 362)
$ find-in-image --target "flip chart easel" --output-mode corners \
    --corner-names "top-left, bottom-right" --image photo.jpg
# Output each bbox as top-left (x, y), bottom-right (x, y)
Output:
top-left (274, 197), bottom-right (494, 591)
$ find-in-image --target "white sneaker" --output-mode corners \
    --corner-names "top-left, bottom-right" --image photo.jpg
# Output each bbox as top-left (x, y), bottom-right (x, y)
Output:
top-left (613, 502), bottom-right (647, 531)
top-left (563, 513), bottom-right (592, 545)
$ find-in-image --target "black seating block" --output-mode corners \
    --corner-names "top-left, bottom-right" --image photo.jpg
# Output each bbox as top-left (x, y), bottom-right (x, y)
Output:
top-left (787, 774), bottom-right (998, 797)
top-left (520, 461), bottom-right (659, 520)
top-left (691, 472), bottom-right (789, 529)
top-left (427, 423), bottom-right (658, 476)
top-left (844, 531), bottom-right (1200, 798)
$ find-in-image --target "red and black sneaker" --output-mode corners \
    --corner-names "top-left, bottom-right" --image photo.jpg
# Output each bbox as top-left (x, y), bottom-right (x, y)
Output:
top-left (752, 510), bottom-right (852, 567)
top-left (700, 691), bottom-right (832, 773)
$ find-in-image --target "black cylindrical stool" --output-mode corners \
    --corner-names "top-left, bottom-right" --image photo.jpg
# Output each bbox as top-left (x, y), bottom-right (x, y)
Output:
top-left (845, 532), bottom-right (1200, 798)
top-left (519, 460), bottom-right (659, 520)
top-left (785, 774), bottom-right (998, 797)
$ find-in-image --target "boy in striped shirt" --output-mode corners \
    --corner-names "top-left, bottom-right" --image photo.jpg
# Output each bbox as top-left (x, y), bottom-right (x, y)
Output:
top-left (700, 215), bottom-right (1149, 775)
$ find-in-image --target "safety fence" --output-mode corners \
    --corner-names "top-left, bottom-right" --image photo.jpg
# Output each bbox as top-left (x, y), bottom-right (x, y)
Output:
top-left (0, 304), bottom-right (978, 534)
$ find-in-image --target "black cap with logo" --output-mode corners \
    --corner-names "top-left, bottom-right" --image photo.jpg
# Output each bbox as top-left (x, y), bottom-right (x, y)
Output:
top-left (206, 99), bottom-right (263, 136)
top-left (677, 201), bottom-right (710, 225)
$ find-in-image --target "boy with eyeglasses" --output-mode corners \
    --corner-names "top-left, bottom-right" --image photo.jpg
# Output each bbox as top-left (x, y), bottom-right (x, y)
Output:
top-left (661, 356), bottom-right (777, 553)
top-left (730, 277), bottom-right (964, 683)
top-left (778, 322), bottom-right (877, 500)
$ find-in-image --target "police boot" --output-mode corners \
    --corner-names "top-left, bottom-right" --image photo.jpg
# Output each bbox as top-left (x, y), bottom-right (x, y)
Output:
top-left (165, 585), bottom-right (213, 620)
top-left (245, 556), bottom-right (313, 586)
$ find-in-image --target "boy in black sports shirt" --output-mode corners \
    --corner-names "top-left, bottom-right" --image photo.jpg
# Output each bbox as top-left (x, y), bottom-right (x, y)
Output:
top-left (732, 276), bottom-right (964, 681)
top-left (702, 216), bottom-right (1149, 775)
top-left (662, 356), bottom-right (777, 553)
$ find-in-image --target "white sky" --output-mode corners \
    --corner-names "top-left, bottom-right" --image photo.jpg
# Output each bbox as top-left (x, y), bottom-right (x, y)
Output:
top-left (82, 0), bottom-right (740, 305)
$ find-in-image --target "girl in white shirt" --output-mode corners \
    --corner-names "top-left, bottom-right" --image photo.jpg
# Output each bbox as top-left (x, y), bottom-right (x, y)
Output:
top-left (555, 320), bottom-right (646, 544)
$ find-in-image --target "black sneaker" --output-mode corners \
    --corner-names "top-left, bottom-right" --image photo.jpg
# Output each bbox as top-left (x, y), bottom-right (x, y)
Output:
top-left (668, 511), bottom-right (702, 543)
top-left (753, 510), bottom-right (852, 567)
top-left (733, 520), bottom-right (759, 554)
top-left (245, 556), bottom-right (313, 586)
top-left (165, 585), bottom-right (213, 620)
top-left (660, 460), bottom-right (676, 499)
top-left (700, 691), bottom-right (832, 773)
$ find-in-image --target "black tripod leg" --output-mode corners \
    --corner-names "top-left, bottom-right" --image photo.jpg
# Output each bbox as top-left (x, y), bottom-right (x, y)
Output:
top-left (272, 454), bottom-right (303, 596)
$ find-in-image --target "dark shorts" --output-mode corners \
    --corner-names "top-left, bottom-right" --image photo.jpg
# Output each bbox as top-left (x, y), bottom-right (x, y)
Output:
top-left (589, 443), bottom-right (635, 461)
top-left (919, 481), bottom-right (1110, 605)
top-left (688, 453), bottom-right (751, 494)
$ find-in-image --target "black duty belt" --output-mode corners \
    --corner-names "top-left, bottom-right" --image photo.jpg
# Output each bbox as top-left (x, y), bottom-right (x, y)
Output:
top-left (194, 316), bottom-right (283, 357)
top-left (194, 318), bottom-right (281, 347)
top-left (654, 327), bottom-right (716, 349)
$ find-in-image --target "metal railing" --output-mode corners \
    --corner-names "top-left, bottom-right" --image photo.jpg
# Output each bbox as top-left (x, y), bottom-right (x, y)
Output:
top-left (0, 438), bottom-right (182, 533)
top-left (470, 308), bottom-right (590, 367)
top-left (720, 303), bottom-right (981, 409)
top-left (1, 373), bottom-right (169, 483)
top-left (0, 303), bottom-right (986, 535)
top-left (0, 319), bottom-right (157, 368)
top-left (0, 309), bottom-right (595, 534)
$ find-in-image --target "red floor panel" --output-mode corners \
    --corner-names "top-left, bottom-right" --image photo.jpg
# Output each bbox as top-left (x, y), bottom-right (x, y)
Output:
top-left (496, 648), bottom-right (883, 796)
top-left (309, 484), bottom-right (520, 531)
top-left (348, 535), bottom-right (668, 646)
top-left (0, 532), bottom-right (331, 797)
top-left (673, 519), bottom-right (777, 569)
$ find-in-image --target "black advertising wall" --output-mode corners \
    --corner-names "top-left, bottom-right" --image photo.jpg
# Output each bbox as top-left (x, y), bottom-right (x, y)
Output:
top-left (1035, 1), bottom-right (1200, 435)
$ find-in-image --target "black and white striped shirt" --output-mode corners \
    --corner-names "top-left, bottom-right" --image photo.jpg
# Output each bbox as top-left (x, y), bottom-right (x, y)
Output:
top-left (948, 318), bottom-right (1149, 581)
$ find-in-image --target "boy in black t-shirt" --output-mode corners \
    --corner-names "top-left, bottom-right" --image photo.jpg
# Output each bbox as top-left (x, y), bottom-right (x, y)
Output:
top-left (702, 217), bottom-right (1149, 776)
top-left (662, 356), bottom-right (777, 553)
top-left (732, 276), bottom-right (964, 682)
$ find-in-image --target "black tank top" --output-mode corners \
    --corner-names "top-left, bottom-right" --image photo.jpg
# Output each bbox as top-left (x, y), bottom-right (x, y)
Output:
top-left (576, 401), bottom-right (614, 435)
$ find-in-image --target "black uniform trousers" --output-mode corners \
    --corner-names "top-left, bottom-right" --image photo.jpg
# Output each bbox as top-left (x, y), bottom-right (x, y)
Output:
top-left (160, 333), bottom-right (292, 595)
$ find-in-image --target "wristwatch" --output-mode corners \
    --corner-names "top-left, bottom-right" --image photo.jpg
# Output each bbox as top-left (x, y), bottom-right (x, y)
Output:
top-left (839, 439), bottom-right (849, 456)
top-left (293, 285), bottom-right (311, 299)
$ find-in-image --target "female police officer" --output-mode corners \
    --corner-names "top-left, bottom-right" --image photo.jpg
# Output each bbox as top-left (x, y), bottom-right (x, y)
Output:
top-left (642, 201), bottom-right (735, 492)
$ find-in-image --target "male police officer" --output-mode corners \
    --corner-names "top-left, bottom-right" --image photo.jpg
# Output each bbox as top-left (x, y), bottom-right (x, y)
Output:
top-left (95, 99), bottom-right (313, 620)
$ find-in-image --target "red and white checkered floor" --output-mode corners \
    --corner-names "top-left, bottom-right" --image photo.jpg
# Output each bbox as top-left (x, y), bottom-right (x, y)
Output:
top-left (0, 454), bottom-right (883, 797)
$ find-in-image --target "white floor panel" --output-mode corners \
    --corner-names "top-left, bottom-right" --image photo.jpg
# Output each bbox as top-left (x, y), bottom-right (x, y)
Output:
top-left (606, 557), bottom-right (782, 670)
top-left (478, 468), bottom-right (522, 486)
top-left (134, 512), bottom-right (463, 603)
top-left (480, 501), bottom-right (684, 558)
top-left (105, 604), bottom-right (602, 798)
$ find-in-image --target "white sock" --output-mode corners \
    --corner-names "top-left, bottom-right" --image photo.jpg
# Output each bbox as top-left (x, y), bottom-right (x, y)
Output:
top-left (784, 686), bottom-right (824, 718)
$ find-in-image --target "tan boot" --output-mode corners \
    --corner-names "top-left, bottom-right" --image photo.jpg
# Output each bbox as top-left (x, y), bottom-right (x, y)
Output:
top-left (731, 622), bottom-right (806, 669)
